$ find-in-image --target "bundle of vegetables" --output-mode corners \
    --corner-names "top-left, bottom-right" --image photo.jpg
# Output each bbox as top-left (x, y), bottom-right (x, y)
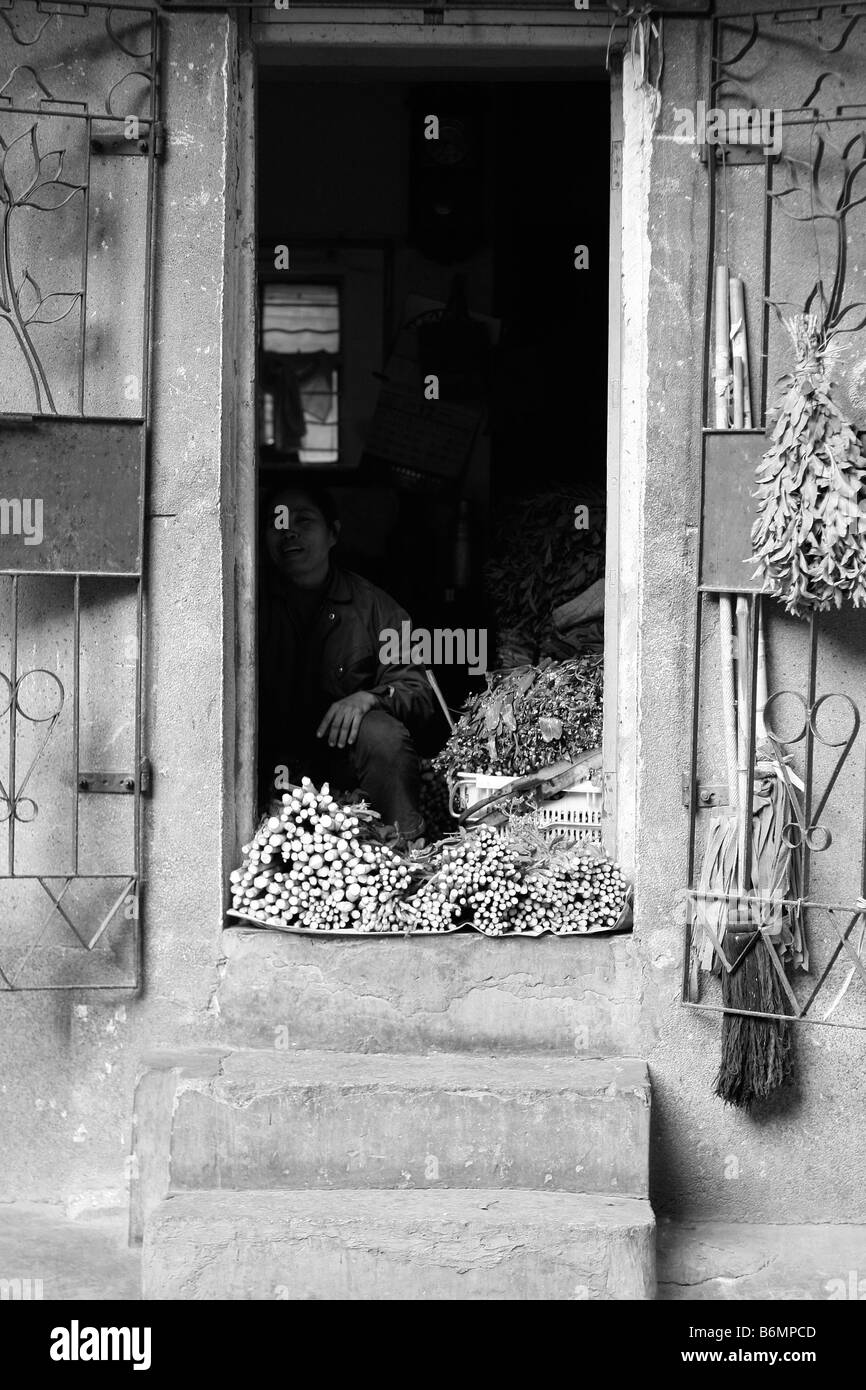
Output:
top-left (519, 837), bottom-right (632, 935)
top-left (229, 781), bottom-right (630, 937)
top-left (752, 313), bottom-right (866, 616)
top-left (402, 827), bottom-right (532, 935)
top-left (485, 490), bottom-right (605, 665)
top-left (434, 657), bottom-right (603, 780)
top-left (230, 779), bottom-right (412, 932)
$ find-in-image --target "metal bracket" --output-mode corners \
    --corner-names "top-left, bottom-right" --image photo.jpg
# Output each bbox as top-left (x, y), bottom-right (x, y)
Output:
top-left (91, 122), bottom-right (165, 160)
top-left (699, 142), bottom-right (776, 166)
top-left (78, 759), bottom-right (152, 796)
top-left (681, 774), bottom-right (729, 808)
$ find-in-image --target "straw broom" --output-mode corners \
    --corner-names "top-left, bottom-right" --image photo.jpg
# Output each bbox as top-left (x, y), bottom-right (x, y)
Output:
top-left (696, 267), bottom-right (793, 1105)
top-left (714, 597), bottom-right (792, 1109)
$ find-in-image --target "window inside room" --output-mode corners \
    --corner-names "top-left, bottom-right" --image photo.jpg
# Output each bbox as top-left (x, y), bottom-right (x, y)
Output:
top-left (261, 283), bottom-right (340, 463)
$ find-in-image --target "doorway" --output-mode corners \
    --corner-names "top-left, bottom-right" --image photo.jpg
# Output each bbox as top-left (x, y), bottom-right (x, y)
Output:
top-left (253, 63), bottom-right (612, 836)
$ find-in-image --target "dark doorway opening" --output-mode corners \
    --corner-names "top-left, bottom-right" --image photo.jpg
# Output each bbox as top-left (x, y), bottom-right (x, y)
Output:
top-left (256, 71), bottom-right (610, 821)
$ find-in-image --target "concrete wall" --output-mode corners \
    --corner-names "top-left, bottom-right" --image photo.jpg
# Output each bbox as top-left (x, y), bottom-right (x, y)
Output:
top-left (634, 7), bottom-right (866, 1226)
top-left (0, 11), bottom-right (232, 1211)
top-left (4, 0), bottom-right (865, 1254)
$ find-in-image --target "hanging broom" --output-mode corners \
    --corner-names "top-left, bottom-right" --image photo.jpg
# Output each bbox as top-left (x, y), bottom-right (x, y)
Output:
top-left (697, 269), bottom-right (793, 1105)
top-left (714, 596), bottom-right (793, 1109)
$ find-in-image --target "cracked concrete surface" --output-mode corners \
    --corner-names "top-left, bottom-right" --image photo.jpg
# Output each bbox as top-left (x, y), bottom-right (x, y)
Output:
top-left (142, 1189), bottom-right (656, 1300)
top-left (216, 928), bottom-right (642, 1056)
top-left (657, 1221), bottom-right (866, 1301)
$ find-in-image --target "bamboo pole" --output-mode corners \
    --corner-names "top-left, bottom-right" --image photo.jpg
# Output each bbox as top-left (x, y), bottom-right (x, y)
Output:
top-left (736, 597), bottom-right (751, 893)
top-left (729, 275), bottom-right (753, 428)
top-left (732, 355), bottom-right (745, 430)
top-left (720, 596), bottom-right (739, 811)
top-left (715, 263), bottom-right (731, 429)
top-left (756, 597), bottom-right (768, 743)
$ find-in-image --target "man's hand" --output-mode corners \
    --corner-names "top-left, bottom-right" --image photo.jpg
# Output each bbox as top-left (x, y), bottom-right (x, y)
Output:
top-left (316, 691), bottom-right (378, 749)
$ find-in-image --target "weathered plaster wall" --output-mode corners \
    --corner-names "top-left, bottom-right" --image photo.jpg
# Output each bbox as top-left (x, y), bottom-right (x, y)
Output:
top-left (5, 2), bottom-right (864, 1265)
top-left (635, 11), bottom-right (866, 1226)
top-left (0, 13), bottom-right (231, 1209)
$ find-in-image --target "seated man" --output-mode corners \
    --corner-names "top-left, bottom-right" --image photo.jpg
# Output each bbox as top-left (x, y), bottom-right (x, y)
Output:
top-left (259, 484), bottom-right (437, 840)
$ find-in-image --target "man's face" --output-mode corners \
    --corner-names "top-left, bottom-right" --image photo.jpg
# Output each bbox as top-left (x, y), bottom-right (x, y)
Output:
top-left (265, 490), bottom-right (337, 581)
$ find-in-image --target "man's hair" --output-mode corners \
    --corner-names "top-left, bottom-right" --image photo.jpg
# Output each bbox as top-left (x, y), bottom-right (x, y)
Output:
top-left (262, 481), bottom-right (339, 532)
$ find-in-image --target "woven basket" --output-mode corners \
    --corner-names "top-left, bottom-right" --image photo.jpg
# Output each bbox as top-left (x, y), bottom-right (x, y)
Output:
top-left (450, 772), bottom-right (603, 844)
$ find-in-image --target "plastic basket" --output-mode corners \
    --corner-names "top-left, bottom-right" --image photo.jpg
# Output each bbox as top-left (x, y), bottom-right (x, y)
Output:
top-left (450, 772), bottom-right (603, 844)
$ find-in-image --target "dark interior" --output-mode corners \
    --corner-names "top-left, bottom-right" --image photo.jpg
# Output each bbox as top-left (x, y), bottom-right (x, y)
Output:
top-left (256, 71), bottom-right (610, 796)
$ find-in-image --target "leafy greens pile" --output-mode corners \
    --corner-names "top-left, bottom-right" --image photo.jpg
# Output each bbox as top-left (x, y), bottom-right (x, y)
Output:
top-left (434, 657), bottom-right (603, 779)
top-left (485, 490), bottom-right (605, 665)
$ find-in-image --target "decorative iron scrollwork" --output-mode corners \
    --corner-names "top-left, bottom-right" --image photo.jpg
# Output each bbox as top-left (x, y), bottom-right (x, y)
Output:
top-left (763, 692), bottom-right (860, 854)
top-left (0, 1), bottom-right (158, 413)
top-left (0, 667), bottom-right (64, 823)
top-left (715, 3), bottom-right (866, 124)
top-left (768, 127), bottom-right (866, 340)
top-left (0, 123), bottom-right (84, 412)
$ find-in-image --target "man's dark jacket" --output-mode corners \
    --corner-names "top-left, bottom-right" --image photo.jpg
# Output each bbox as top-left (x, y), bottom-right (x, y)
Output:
top-left (260, 566), bottom-right (438, 772)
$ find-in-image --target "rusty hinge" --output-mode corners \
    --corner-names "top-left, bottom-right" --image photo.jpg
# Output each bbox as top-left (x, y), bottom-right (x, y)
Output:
top-left (91, 121), bottom-right (165, 160)
top-left (78, 759), bottom-right (152, 796)
top-left (682, 774), bottom-right (729, 809)
top-left (611, 139), bottom-right (623, 190)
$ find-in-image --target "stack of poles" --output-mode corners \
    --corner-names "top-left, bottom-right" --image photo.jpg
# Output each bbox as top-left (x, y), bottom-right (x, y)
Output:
top-left (728, 274), bottom-right (757, 874)
top-left (712, 260), bottom-right (790, 1106)
top-left (714, 260), bottom-right (758, 894)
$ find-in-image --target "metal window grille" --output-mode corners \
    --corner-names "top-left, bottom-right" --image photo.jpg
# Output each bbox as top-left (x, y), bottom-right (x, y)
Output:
top-left (0, 0), bottom-right (161, 990)
top-left (681, 1), bottom-right (866, 1031)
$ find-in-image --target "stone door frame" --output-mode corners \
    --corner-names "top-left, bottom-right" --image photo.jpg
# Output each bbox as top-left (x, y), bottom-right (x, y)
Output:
top-left (221, 9), bottom-right (651, 882)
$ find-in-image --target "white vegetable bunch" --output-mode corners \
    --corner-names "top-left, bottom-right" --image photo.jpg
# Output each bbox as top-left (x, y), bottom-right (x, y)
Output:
top-left (521, 854), bottom-right (628, 935)
top-left (230, 778), bottom-right (410, 931)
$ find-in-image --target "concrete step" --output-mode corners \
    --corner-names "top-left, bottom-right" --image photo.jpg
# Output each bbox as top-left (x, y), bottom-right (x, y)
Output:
top-left (132, 1049), bottom-right (650, 1227)
top-left (216, 926), bottom-right (641, 1055)
top-left (142, 1189), bottom-right (656, 1300)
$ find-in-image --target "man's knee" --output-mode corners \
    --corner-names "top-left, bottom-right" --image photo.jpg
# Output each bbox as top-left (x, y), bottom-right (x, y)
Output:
top-left (353, 709), bottom-right (414, 762)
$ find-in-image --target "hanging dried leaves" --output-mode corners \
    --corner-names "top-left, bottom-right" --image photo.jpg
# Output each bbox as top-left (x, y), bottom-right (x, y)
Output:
top-left (751, 313), bottom-right (866, 617)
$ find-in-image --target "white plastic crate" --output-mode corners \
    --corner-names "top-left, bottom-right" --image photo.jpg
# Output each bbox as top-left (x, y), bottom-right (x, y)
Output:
top-left (451, 772), bottom-right (603, 844)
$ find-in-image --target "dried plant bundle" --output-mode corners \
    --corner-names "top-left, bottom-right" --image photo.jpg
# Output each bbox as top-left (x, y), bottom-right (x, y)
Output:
top-left (752, 313), bottom-right (866, 617)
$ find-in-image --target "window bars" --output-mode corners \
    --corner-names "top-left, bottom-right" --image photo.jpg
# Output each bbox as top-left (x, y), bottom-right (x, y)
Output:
top-left (683, 1), bottom-right (866, 1030)
top-left (0, 1), bottom-right (161, 989)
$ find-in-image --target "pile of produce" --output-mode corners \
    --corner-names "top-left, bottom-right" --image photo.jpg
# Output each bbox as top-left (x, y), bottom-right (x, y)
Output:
top-left (229, 779), bottom-right (630, 938)
top-left (434, 657), bottom-right (603, 781)
top-left (520, 839), bottom-right (631, 935)
top-left (230, 780), bottom-right (412, 932)
top-left (403, 829), bottom-right (529, 934)
top-left (485, 489), bottom-right (605, 665)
